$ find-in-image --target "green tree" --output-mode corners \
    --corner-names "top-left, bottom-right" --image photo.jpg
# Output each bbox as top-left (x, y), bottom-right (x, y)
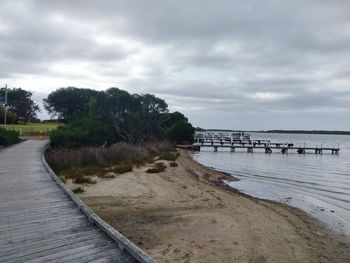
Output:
top-left (162, 111), bottom-right (188, 128)
top-left (167, 120), bottom-right (195, 144)
top-left (50, 118), bottom-right (116, 148)
top-left (0, 107), bottom-right (17, 124)
top-left (43, 87), bottom-right (100, 121)
top-left (0, 88), bottom-right (40, 123)
top-left (46, 86), bottom-right (195, 146)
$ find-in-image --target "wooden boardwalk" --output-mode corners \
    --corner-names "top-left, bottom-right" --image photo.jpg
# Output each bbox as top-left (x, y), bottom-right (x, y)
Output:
top-left (0, 140), bottom-right (139, 263)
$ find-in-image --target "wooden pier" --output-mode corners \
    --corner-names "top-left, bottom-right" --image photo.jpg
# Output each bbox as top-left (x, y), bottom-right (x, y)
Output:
top-left (0, 140), bottom-right (153, 263)
top-left (194, 141), bottom-right (340, 155)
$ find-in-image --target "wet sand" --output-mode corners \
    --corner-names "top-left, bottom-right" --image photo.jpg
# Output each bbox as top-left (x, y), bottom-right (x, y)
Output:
top-left (75, 149), bottom-right (350, 262)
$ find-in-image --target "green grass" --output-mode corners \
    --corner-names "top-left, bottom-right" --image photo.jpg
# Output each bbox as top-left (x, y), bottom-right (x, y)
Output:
top-left (0, 123), bottom-right (62, 135)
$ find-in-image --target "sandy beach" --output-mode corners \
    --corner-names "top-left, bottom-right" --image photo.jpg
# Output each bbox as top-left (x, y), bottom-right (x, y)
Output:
top-left (74, 149), bottom-right (350, 262)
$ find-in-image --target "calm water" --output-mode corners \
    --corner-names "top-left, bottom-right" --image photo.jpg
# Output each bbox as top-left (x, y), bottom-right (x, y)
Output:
top-left (192, 133), bottom-right (350, 235)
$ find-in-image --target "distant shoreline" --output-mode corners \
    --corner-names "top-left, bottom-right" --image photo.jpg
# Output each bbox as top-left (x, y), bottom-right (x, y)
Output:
top-left (199, 129), bottom-right (350, 135)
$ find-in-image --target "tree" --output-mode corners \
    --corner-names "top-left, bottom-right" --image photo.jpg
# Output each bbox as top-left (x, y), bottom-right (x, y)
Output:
top-left (46, 86), bottom-right (195, 146)
top-left (43, 87), bottom-right (100, 121)
top-left (50, 118), bottom-right (116, 148)
top-left (136, 94), bottom-right (168, 115)
top-left (167, 120), bottom-right (195, 144)
top-left (0, 107), bottom-right (17, 124)
top-left (0, 88), bottom-right (40, 123)
top-left (162, 111), bottom-right (188, 128)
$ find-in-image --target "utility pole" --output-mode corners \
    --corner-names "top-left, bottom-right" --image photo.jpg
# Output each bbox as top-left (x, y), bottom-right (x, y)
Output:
top-left (4, 84), bottom-right (8, 125)
top-left (1, 84), bottom-right (8, 125)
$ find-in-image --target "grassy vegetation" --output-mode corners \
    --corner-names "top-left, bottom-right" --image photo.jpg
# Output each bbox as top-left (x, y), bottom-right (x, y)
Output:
top-left (73, 175), bottom-right (96, 184)
top-left (146, 162), bottom-right (167, 173)
top-left (0, 123), bottom-right (62, 136)
top-left (111, 163), bottom-right (133, 174)
top-left (158, 151), bottom-right (179, 161)
top-left (45, 141), bottom-right (175, 184)
top-left (72, 186), bottom-right (84, 194)
top-left (169, 161), bottom-right (178, 167)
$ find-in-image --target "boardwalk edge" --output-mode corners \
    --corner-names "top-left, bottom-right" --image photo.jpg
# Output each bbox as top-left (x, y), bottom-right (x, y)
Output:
top-left (41, 143), bottom-right (157, 263)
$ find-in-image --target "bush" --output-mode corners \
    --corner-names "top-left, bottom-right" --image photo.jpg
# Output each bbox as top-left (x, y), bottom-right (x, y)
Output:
top-left (0, 128), bottom-right (19, 146)
top-left (50, 118), bottom-right (115, 148)
top-left (146, 162), bottom-right (167, 173)
top-left (159, 151), bottom-right (178, 161)
top-left (166, 120), bottom-right (195, 144)
top-left (169, 161), bottom-right (178, 167)
top-left (45, 142), bottom-right (170, 171)
top-left (0, 108), bottom-right (17, 124)
top-left (73, 175), bottom-right (95, 184)
top-left (73, 186), bottom-right (84, 194)
top-left (59, 165), bottom-right (104, 179)
top-left (112, 163), bottom-right (133, 174)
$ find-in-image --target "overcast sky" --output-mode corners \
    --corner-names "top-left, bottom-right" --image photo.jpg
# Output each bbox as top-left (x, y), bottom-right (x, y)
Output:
top-left (0, 0), bottom-right (349, 130)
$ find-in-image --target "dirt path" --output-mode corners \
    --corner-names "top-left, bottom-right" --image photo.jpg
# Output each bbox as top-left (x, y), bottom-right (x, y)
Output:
top-left (78, 150), bottom-right (350, 263)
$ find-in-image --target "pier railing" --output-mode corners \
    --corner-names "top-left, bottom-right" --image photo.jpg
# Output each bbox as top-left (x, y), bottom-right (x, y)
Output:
top-left (193, 139), bottom-right (340, 155)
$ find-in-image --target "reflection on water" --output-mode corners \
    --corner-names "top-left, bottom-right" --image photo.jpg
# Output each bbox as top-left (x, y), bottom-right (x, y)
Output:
top-left (192, 133), bottom-right (350, 235)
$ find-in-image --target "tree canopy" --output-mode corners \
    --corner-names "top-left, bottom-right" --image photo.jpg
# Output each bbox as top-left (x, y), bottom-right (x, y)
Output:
top-left (44, 87), bottom-right (195, 146)
top-left (43, 87), bottom-right (100, 122)
top-left (0, 87), bottom-right (39, 123)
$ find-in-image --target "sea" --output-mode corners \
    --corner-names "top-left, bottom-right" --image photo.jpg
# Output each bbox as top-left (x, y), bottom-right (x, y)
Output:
top-left (191, 133), bottom-right (350, 235)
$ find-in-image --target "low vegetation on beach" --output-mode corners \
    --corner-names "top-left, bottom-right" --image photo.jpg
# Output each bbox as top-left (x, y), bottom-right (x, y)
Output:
top-left (45, 141), bottom-right (179, 187)
top-left (146, 162), bottom-right (167, 173)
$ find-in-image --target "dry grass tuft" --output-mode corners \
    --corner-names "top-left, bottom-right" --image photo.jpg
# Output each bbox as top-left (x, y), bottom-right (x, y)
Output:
top-left (73, 175), bottom-right (96, 184)
top-left (72, 186), bottom-right (84, 194)
top-left (169, 161), bottom-right (178, 167)
top-left (112, 163), bottom-right (133, 174)
top-left (146, 162), bottom-right (167, 173)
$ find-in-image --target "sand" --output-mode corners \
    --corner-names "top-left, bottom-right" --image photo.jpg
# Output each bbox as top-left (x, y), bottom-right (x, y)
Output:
top-left (75, 150), bottom-right (350, 263)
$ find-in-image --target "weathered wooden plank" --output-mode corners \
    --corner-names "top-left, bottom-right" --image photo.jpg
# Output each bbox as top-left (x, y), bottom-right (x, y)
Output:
top-left (0, 228), bottom-right (99, 253)
top-left (78, 248), bottom-right (126, 263)
top-left (1, 231), bottom-right (102, 259)
top-left (0, 140), bottom-right (150, 263)
top-left (20, 241), bottom-right (114, 263)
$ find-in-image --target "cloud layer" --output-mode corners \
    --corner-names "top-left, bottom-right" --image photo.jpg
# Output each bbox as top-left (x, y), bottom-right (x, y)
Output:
top-left (0, 0), bottom-right (349, 129)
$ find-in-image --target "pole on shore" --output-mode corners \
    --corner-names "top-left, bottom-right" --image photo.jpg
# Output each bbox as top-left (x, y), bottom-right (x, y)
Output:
top-left (4, 84), bottom-right (7, 126)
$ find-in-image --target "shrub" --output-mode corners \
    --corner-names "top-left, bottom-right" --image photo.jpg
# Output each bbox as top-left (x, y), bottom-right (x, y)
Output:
top-left (73, 175), bottom-right (95, 184)
top-left (50, 118), bottom-right (115, 148)
top-left (45, 143), bottom-right (155, 171)
top-left (73, 186), bottom-right (84, 194)
top-left (146, 162), bottom-right (167, 173)
top-left (112, 163), bottom-right (133, 174)
top-left (58, 165), bottom-right (104, 179)
top-left (102, 172), bottom-right (116, 179)
top-left (144, 141), bottom-right (174, 156)
top-left (166, 120), bottom-right (195, 144)
top-left (0, 108), bottom-right (17, 124)
top-left (169, 161), bottom-right (178, 167)
top-left (159, 151), bottom-right (178, 161)
top-left (0, 128), bottom-right (19, 146)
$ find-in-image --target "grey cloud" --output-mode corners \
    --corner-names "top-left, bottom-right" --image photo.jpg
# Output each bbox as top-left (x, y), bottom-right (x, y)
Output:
top-left (0, 0), bottom-right (349, 129)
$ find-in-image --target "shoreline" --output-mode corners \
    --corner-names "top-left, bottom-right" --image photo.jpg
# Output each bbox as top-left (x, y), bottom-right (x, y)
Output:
top-left (74, 149), bottom-right (350, 262)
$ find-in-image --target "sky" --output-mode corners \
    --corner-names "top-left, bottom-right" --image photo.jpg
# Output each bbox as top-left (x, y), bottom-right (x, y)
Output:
top-left (0, 0), bottom-right (350, 130)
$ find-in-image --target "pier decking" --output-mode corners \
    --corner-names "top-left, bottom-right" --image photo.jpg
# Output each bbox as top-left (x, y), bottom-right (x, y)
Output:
top-left (194, 140), bottom-right (340, 154)
top-left (0, 140), bottom-right (143, 262)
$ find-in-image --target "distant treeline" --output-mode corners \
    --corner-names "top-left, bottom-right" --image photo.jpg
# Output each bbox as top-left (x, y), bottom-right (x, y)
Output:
top-left (259, 130), bottom-right (350, 135)
top-left (196, 128), bottom-right (350, 135)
